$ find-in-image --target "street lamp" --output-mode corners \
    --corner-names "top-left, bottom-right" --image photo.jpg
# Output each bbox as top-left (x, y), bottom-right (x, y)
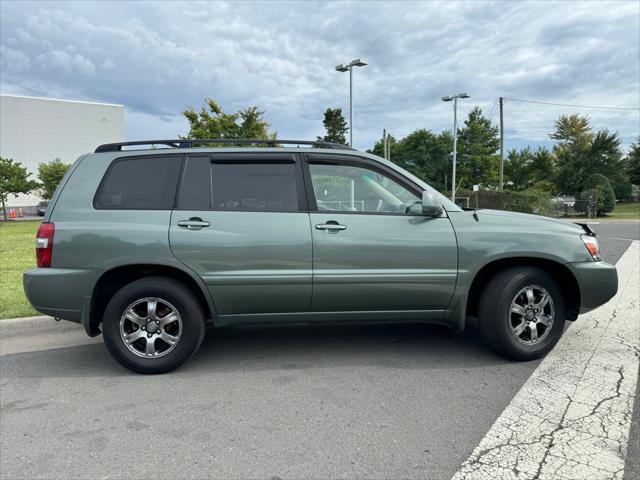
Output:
top-left (442, 92), bottom-right (470, 202)
top-left (335, 59), bottom-right (368, 147)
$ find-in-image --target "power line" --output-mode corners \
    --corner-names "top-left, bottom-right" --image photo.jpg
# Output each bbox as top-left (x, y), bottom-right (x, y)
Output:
top-left (487, 99), bottom-right (499, 121)
top-left (502, 97), bottom-right (640, 111)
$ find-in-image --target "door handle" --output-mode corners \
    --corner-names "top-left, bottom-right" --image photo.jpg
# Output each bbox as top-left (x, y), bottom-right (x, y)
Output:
top-left (177, 217), bottom-right (211, 230)
top-left (315, 222), bottom-right (347, 232)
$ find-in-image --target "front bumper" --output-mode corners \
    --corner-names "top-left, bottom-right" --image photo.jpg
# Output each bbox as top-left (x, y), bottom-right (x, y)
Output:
top-left (570, 260), bottom-right (618, 313)
top-left (23, 268), bottom-right (101, 325)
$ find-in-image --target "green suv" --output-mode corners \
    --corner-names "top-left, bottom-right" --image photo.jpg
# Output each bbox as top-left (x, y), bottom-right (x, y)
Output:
top-left (23, 139), bottom-right (618, 373)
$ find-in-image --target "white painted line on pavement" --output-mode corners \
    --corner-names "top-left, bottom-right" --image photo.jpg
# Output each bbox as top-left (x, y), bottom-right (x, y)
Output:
top-left (451, 241), bottom-right (640, 480)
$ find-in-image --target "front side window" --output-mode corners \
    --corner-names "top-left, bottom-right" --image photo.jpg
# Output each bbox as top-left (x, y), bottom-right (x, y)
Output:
top-left (94, 155), bottom-right (182, 209)
top-left (309, 162), bottom-right (420, 214)
top-left (211, 161), bottom-right (300, 212)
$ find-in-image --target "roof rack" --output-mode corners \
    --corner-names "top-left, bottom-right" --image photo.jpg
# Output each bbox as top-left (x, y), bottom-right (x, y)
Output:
top-left (94, 139), bottom-right (353, 153)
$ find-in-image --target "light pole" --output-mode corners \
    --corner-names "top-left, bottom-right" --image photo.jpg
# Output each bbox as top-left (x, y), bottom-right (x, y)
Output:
top-left (441, 92), bottom-right (470, 202)
top-left (335, 59), bottom-right (367, 147)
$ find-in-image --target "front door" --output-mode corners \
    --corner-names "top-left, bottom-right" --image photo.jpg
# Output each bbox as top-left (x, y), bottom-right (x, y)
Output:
top-left (170, 153), bottom-right (312, 315)
top-left (306, 155), bottom-right (458, 312)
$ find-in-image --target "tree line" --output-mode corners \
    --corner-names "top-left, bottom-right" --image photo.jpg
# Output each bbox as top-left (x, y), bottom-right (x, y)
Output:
top-left (0, 158), bottom-right (70, 219)
top-left (182, 98), bottom-right (639, 212)
top-left (2, 97), bottom-right (636, 220)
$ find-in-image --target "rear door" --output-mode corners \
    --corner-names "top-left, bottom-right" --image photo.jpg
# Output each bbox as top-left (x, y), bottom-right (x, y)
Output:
top-left (305, 154), bottom-right (458, 312)
top-left (170, 152), bottom-right (312, 315)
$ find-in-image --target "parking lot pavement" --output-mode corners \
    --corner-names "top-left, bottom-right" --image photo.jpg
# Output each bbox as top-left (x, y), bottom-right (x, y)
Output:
top-left (0, 231), bottom-right (637, 480)
top-left (453, 241), bottom-right (639, 480)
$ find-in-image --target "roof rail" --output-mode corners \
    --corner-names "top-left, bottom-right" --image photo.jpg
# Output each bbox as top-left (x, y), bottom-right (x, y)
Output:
top-left (94, 139), bottom-right (353, 153)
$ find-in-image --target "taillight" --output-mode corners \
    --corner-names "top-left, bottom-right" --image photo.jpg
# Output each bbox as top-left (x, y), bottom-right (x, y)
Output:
top-left (36, 222), bottom-right (55, 267)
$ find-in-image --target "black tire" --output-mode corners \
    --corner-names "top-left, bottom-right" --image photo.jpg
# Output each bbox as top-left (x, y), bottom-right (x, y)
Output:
top-left (478, 267), bottom-right (566, 361)
top-left (102, 276), bottom-right (206, 374)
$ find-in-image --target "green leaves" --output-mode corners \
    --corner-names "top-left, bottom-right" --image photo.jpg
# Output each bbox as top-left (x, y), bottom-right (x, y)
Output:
top-left (0, 157), bottom-right (38, 220)
top-left (318, 108), bottom-right (348, 145)
top-left (182, 98), bottom-right (276, 143)
top-left (37, 159), bottom-right (70, 200)
top-left (505, 147), bottom-right (556, 192)
top-left (456, 106), bottom-right (500, 189)
top-left (625, 138), bottom-right (640, 185)
top-left (551, 114), bottom-right (626, 196)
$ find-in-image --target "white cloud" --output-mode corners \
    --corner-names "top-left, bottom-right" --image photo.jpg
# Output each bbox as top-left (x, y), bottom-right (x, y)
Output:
top-left (0, 0), bottom-right (638, 151)
top-left (0, 45), bottom-right (31, 72)
top-left (35, 50), bottom-right (95, 75)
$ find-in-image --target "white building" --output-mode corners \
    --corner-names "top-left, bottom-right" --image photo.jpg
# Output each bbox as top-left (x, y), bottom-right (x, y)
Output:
top-left (0, 94), bottom-right (125, 208)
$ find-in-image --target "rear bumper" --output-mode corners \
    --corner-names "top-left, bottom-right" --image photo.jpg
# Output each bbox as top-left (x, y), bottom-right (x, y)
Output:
top-left (570, 260), bottom-right (618, 313)
top-left (23, 268), bottom-right (101, 329)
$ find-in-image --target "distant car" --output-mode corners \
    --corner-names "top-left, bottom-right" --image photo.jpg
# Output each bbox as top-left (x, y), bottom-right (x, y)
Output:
top-left (23, 138), bottom-right (618, 374)
top-left (36, 201), bottom-right (49, 216)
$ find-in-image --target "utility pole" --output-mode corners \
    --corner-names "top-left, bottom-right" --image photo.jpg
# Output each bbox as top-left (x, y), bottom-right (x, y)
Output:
top-left (387, 132), bottom-right (391, 162)
top-left (499, 96), bottom-right (504, 191)
top-left (383, 129), bottom-right (387, 160)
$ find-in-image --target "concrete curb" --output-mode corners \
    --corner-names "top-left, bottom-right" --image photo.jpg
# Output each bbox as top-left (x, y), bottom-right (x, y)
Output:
top-left (0, 316), bottom-right (80, 333)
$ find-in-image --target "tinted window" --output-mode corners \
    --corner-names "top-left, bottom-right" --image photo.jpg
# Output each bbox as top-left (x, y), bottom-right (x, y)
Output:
top-left (178, 155), bottom-right (211, 210)
top-left (309, 163), bottom-right (419, 214)
top-left (95, 155), bottom-right (182, 209)
top-left (211, 161), bottom-right (299, 211)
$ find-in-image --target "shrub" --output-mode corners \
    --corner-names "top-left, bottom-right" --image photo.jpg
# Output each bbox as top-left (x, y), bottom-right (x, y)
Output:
top-left (449, 189), bottom-right (554, 216)
top-left (576, 174), bottom-right (616, 215)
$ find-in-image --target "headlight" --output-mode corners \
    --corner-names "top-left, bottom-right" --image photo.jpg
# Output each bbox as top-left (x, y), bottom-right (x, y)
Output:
top-left (581, 234), bottom-right (601, 261)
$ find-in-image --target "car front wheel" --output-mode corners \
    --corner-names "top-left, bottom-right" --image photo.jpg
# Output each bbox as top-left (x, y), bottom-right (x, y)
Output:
top-left (102, 277), bottom-right (206, 374)
top-left (478, 267), bottom-right (566, 361)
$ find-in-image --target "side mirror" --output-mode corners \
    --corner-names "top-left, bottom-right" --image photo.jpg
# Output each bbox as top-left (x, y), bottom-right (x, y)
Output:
top-left (421, 191), bottom-right (443, 217)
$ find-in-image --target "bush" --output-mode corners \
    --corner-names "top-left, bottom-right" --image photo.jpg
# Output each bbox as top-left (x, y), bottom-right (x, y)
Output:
top-left (448, 189), bottom-right (554, 216)
top-left (576, 174), bottom-right (616, 215)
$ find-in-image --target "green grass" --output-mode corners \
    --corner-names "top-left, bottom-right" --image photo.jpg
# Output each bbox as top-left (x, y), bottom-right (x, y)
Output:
top-left (0, 221), bottom-right (40, 319)
top-left (605, 201), bottom-right (640, 220)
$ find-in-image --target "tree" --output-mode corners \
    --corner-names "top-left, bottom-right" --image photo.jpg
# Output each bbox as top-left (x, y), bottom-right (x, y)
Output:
top-left (456, 106), bottom-right (500, 189)
top-left (505, 147), bottom-right (556, 193)
top-left (0, 157), bottom-right (38, 220)
top-left (368, 129), bottom-right (452, 191)
top-left (550, 114), bottom-right (592, 143)
top-left (579, 173), bottom-right (616, 215)
top-left (504, 148), bottom-right (534, 191)
top-left (38, 159), bottom-right (70, 199)
top-left (318, 108), bottom-right (348, 145)
top-left (394, 130), bottom-right (452, 191)
top-left (626, 138), bottom-right (640, 185)
top-left (182, 98), bottom-right (276, 142)
top-left (529, 147), bottom-right (556, 192)
top-left (369, 134), bottom-right (399, 159)
top-left (551, 114), bottom-right (624, 195)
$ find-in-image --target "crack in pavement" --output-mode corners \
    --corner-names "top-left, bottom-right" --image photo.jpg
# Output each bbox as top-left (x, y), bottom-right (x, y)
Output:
top-left (451, 241), bottom-right (640, 480)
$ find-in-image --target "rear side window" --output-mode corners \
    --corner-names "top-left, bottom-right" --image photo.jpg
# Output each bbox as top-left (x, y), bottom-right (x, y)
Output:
top-left (210, 161), bottom-right (301, 212)
top-left (94, 155), bottom-right (182, 209)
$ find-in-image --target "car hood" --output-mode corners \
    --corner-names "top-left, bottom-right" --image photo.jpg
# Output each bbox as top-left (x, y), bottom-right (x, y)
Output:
top-left (475, 209), bottom-right (586, 234)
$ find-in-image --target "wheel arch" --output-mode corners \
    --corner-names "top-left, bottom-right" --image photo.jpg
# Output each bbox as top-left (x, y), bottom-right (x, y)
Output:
top-left (88, 264), bottom-right (216, 336)
top-left (465, 257), bottom-right (581, 322)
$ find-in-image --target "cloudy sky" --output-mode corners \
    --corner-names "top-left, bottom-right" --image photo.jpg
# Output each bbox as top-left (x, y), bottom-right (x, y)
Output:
top-left (1, 0), bottom-right (638, 152)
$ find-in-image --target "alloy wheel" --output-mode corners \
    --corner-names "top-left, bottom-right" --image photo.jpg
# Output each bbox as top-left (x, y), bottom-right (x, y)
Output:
top-left (509, 285), bottom-right (555, 345)
top-left (119, 297), bottom-right (183, 358)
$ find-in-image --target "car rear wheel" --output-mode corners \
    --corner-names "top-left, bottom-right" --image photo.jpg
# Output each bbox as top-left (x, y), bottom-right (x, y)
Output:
top-left (102, 277), bottom-right (206, 374)
top-left (478, 267), bottom-right (566, 361)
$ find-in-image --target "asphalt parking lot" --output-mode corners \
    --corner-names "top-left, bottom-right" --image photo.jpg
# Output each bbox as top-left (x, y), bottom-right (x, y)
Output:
top-left (1, 221), bottom-right (638, 480)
